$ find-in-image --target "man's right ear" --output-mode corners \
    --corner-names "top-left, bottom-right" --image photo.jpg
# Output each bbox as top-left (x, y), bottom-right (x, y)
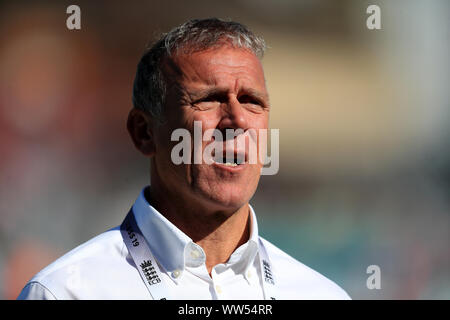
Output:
top-left (127, 109), bottom-right (156, 156)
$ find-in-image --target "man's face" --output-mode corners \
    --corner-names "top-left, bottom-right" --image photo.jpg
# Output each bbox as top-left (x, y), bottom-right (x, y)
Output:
top-left (152, 45), bottom-right (270, 212)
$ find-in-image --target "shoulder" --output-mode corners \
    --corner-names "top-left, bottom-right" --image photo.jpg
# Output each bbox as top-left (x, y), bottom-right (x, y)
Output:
top-left (32, 226), bottom-right (126, 281)
top-left (260, 237), bottom-right (351, 300)
top-left (18, 227), bottom-right (130, 299)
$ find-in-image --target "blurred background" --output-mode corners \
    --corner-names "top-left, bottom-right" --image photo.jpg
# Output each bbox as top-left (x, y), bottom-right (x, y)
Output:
top-left (0, 0), bottom-right (448, 299)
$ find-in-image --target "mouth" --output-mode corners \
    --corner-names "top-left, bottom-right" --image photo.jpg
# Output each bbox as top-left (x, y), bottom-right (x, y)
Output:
top-left (212, 150), bottom-right (247, 169)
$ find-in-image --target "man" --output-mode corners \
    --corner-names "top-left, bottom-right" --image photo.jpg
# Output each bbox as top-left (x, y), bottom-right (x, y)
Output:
top-left (18, 18), bottom-right (350, 300)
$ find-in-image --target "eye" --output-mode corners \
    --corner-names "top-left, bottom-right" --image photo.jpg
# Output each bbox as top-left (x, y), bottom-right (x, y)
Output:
top-left (192, 100), bottom-right (218, 112)
top-left (192, 93), bottom-right (227, 110)
top-left (238, 95), bottom-right (262, 106)
top-left (202, 93), bottom-right (227, 103)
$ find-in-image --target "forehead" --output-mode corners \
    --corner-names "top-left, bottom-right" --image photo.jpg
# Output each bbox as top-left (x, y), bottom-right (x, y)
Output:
top-left (164, 46), bottom-right (267, 91)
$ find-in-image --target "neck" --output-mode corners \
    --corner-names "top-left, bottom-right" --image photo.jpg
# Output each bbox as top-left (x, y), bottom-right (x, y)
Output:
top-left (146, 181), bottom-right (251, 275)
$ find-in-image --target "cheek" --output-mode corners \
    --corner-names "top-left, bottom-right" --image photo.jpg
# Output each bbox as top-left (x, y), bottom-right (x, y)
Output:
top-left (191, 112), bottom-right (222, 150)
top-left (192, 111), bottom-right (221, 129)
top-left (249, 114), bottom-right (269, 157)
top-left (249, 111), bottom-right (269, 128)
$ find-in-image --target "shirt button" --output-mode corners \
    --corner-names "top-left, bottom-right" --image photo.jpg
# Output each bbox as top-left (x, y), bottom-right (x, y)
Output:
top-left (247, 271), bottom-right (252, 278)
top-left (215, 285), bottom-right (222, 294)
top-left (172, 270), bottom-right (181, 278)
top-left (190, 249), bottom-right (200, 259)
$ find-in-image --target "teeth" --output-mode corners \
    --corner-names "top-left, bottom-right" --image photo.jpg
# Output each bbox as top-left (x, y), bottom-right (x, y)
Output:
top-left (213, 160), bottom-right (239, 166)
top-left (212, 153), bottom-right (246, 166)
top-left (223, 162), bottom-right (238, 167)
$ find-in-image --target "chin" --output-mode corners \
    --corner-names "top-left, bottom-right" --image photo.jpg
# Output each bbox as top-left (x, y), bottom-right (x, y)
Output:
top-left (195, 180), bottom-right (257, 212)
top-left (189, 164), bottom-right (261, 211)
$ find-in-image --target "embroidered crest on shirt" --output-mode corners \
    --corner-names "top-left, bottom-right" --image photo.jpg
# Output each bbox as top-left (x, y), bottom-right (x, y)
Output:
top-left (140, 260), bottom-right (161, 285)
top-left (262, 260), bottom-right (275, 285)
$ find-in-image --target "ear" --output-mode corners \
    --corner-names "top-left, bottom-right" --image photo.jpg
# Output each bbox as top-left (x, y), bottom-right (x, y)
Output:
top-left (127, 109), bottom-right (156, 156)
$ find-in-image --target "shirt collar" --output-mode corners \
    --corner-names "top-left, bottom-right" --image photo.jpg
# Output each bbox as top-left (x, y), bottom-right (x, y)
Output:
top-left (132, 187), bottom-right (191, 275)
top-left (132, 186), bottom-right (260, 280)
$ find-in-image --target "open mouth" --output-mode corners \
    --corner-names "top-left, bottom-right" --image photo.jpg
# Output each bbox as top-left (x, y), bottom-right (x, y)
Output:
top-left (213, 151), bottom-right (246, 167)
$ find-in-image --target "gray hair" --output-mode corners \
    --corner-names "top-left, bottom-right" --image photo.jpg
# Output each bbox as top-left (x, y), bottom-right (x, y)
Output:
top-left (132, 18), bottom-right (267, 121)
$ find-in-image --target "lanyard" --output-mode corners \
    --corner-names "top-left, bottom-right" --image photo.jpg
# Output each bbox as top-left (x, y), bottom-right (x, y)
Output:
top-left (120, 208), bottom-right (277, 300)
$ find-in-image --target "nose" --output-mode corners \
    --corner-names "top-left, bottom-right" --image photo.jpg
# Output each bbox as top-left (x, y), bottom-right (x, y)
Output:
top-left (218, 95), bottom-right (248, 132)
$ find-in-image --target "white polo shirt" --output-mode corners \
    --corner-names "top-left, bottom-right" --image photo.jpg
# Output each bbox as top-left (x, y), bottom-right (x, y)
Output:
top-left (17, 187), bottom-right (350, 300)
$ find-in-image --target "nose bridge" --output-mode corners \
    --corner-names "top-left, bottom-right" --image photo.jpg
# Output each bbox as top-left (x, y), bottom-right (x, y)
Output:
top-left (219, 93), bottom-right (247, 130)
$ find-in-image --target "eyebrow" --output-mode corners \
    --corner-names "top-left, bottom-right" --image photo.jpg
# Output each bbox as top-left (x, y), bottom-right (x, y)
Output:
top-left (242, 88), bottom-right (269, 104)
top-left (188, 87), bottom-right (269, 105)
top-left (188, 88), bottom-right (226, 101)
